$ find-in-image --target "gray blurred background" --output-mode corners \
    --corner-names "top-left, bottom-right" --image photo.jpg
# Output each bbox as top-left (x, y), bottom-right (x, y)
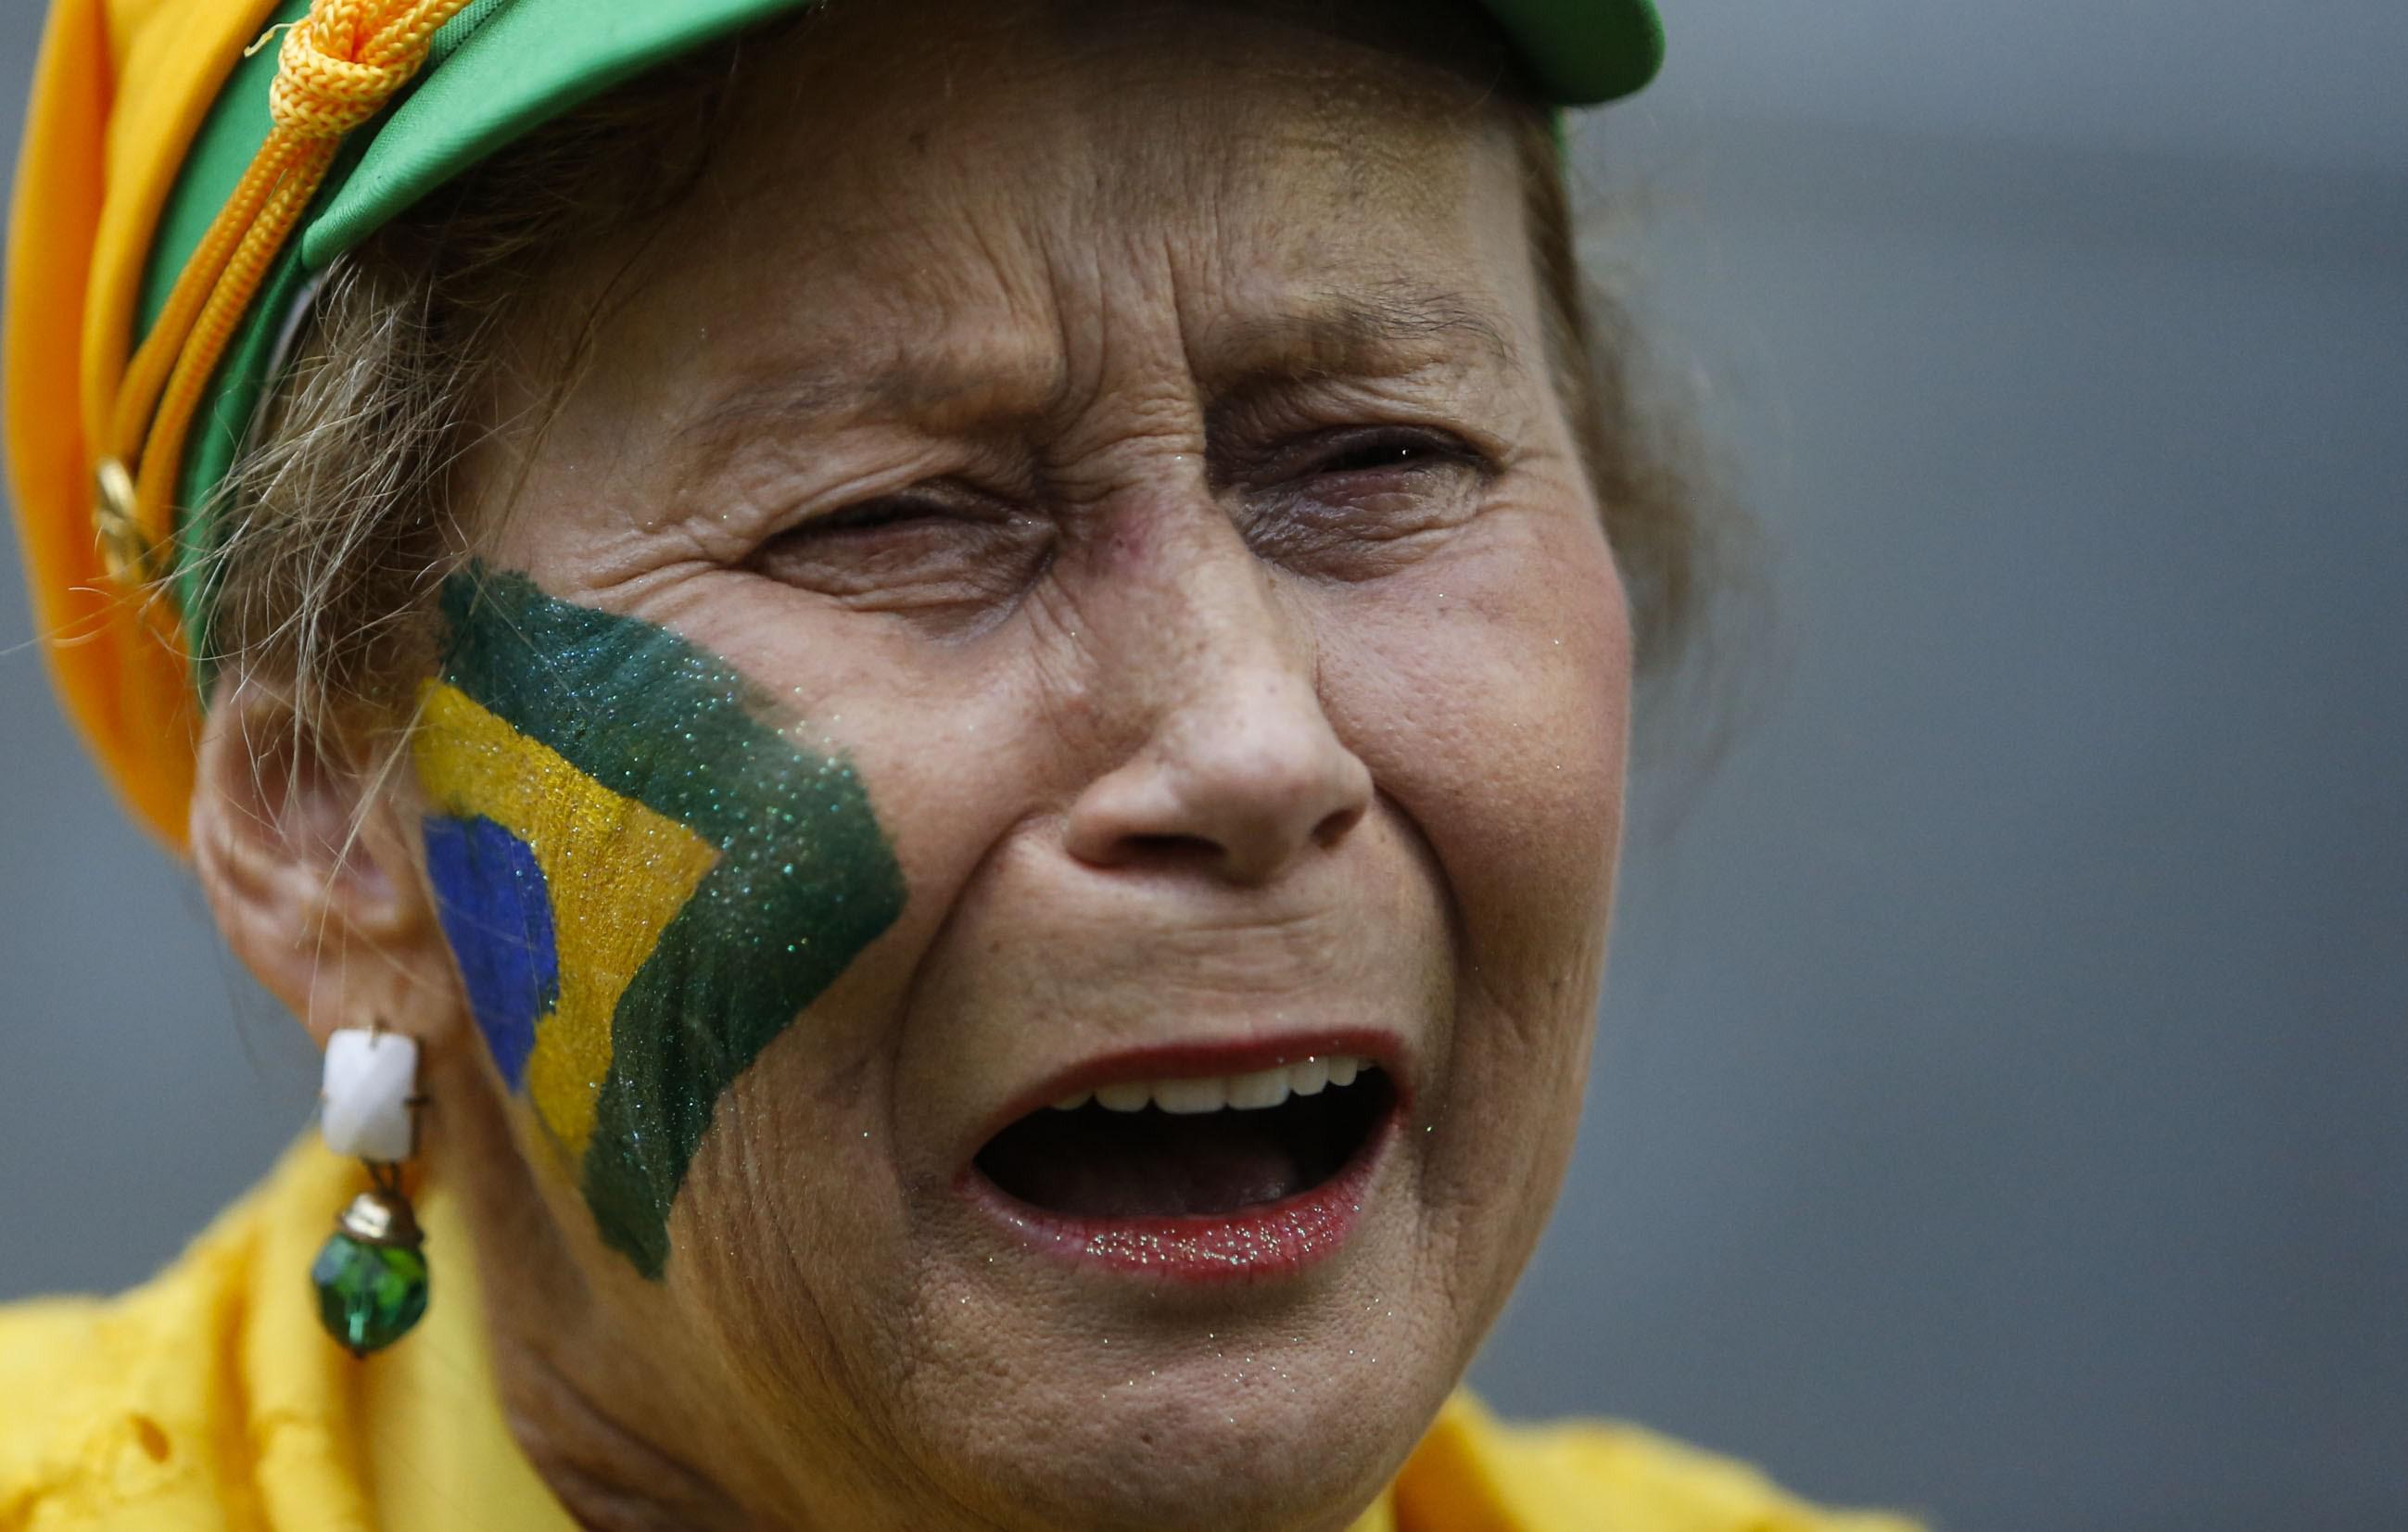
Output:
top-left (3, 4), bottom-right (2402, 1529)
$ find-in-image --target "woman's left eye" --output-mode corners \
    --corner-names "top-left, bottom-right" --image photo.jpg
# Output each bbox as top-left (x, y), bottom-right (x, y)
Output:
top-left (1240, 425), bottom-right (1493, 571)
top-left (1294, 427), bottom-right (1477, 481)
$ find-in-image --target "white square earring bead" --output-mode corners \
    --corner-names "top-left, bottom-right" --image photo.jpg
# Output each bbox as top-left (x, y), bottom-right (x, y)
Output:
top-left (321, 1027), bottom-right (421, 1163)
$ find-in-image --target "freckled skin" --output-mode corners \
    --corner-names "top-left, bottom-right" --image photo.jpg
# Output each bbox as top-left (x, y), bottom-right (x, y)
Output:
top-left (413, 2), bottom-right (1632, 1528)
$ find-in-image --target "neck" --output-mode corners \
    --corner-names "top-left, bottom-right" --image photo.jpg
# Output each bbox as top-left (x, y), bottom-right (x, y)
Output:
top-left (422, 1047), bottom-right (756, 1529)
top-left (496, 1337), bottom-right (754, 1532)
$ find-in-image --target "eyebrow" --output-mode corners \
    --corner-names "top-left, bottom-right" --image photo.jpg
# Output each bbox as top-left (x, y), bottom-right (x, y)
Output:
top-left (669, 285), bottom-right (1520, 457)
top-left (1213, 285), bottom-right (1517, 385)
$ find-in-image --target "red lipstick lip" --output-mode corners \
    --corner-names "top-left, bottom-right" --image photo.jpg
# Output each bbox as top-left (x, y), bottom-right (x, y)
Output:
top-left (970, 1029), bottom-right (1410, 1154)
top-left (962, 1097), bottom-right (1399, 1284)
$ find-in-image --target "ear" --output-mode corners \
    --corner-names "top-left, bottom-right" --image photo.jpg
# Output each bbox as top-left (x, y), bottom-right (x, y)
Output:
top-left (190, 676), bottom-right (461, 1050)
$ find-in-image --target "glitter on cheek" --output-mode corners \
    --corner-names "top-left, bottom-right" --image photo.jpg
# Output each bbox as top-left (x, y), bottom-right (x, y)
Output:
top-left (414, 563), bottom-right (907, 1279)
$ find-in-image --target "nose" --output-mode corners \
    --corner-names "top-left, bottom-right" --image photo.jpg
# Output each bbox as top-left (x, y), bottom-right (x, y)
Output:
top-left (1062, 546), bottom-right (1373, 888)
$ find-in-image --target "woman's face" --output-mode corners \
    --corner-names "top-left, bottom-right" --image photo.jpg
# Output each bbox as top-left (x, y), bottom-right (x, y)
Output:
top-left (407, 1), bottom-right (1630, 1526)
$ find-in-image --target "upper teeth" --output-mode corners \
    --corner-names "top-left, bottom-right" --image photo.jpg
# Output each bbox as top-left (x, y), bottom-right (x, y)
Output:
top-left (1051, 1056), bottom-right (1367, 1115)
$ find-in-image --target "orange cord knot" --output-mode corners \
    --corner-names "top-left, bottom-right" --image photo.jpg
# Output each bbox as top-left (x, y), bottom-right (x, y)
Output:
top-left (268, 4), bottom-right (439, 141)
top-left (101, 0), bottom-right (476, 598)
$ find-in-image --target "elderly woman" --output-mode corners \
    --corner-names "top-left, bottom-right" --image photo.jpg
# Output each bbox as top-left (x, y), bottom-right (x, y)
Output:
top-left (1, 1), bottom-right (1917, 1527)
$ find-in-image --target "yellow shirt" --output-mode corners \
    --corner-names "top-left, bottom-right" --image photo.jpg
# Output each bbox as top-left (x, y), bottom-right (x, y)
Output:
top-left (0, 1143), bottom-right (1922, 1531)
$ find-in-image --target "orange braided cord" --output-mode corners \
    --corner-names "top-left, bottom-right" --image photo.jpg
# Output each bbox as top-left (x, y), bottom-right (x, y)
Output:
top-left (106, 135), bottom-right (308, 472)
top-left (130, 144), bottom-right (335, 536)
top-left (108, 0), bottom-right (477, 576)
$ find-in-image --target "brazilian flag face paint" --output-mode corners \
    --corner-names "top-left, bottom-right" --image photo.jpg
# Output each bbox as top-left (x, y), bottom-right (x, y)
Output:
top-left (412, 563), bottom-right (906, 1278)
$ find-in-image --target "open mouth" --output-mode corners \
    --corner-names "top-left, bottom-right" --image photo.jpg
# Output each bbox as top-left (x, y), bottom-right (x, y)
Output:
top-left (974, 1057), bottom-right (1394, 1220)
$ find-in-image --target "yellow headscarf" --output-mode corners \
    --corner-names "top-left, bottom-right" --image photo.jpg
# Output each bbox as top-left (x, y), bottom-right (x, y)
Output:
top-left (6, 0), bottom-right (285, 847)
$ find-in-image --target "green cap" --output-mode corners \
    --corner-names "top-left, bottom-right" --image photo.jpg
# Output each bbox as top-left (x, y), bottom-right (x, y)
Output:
top-left (146, 0), bottom-right (1664, 644)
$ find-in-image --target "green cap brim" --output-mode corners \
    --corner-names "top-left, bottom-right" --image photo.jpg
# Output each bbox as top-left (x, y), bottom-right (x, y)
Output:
top-left (144, 0), bottom-right (1662, 659)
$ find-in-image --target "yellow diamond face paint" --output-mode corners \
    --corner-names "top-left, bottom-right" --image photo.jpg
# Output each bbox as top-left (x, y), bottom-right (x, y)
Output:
top-left (413, 563), bottom-right (906, 1277)
top-left (414, 682), bottom-right (717, 1158)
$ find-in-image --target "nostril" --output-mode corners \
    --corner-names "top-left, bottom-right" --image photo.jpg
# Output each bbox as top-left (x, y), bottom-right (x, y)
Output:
top-left (1119, 831), bottom-right (1223, 869)
top-left (1311, 802), bottom-right (1364, 850)
top-left (1062, 704), bottom-right (1372, 881)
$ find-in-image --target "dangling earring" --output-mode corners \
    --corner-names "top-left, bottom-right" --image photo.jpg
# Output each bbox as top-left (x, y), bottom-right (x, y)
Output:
top-left (311, 1020), bottom-right (429, 1356)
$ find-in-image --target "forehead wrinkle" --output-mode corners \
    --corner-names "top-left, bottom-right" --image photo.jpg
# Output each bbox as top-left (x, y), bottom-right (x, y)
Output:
top-left (668, 335), bottom-right (1071, 462)
top-left (662, 190), bottom-right (1080, 464)
top-left (1198, 282), bottom-right (1520, 395)
top-left (666, 281), bottom-right (1520, 476)
top-left (660, 115), bottom-right (1514, 470)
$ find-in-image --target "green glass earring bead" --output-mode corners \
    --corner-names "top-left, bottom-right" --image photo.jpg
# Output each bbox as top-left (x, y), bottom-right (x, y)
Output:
top-left (311, 1189), bottom-right (428, 1356)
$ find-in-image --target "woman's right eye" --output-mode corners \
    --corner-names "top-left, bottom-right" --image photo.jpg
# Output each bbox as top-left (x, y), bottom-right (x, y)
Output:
top-left (746, 487), bottom-right (1052, 623)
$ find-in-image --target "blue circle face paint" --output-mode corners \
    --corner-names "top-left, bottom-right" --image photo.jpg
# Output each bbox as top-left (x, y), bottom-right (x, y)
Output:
top-left (424, 812), bottom-right (562, 1091)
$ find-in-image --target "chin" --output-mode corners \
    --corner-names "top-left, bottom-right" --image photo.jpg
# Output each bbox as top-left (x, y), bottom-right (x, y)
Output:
top-left (875, 1148), bottom-right (1496, 1532)
top-left (917, 1334), bottom-right (1451, 1532)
